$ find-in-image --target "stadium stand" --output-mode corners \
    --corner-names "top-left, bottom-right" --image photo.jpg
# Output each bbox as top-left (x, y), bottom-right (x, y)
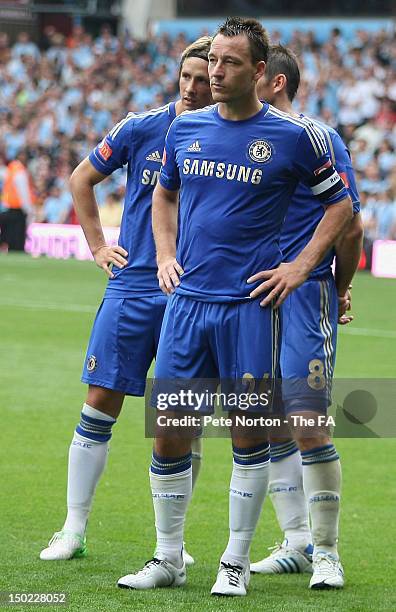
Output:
top-left (0, 24), bottom-right (395, 245)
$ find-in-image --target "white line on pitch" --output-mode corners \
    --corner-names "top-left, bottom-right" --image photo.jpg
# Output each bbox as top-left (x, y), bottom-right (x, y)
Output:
top-left (0, 299), bottom-right (96, 313)
top-left (1, 299), bottom-right (395, 338)
top-left (339, 327), bottom-right (396, 339)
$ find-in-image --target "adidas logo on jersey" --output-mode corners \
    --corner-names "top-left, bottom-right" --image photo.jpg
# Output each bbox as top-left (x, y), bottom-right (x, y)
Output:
top-left (146, 150), bottom-right (162, 163)
top-left (187, 140), bottom-right (201, 152)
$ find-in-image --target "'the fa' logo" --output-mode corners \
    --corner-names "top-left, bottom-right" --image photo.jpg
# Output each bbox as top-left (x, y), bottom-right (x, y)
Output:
top-left (87, 355), bottom-right (97, 372)
top-left (248, 140), bottom-right (272, 163)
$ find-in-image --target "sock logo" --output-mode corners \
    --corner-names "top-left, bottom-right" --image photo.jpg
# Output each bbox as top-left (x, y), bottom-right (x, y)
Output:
top-left (269, 486), bottom-right (298, 494)
top-left (152, 493), bottom-right (185, 499)
top-left (72, 441), bottom-right (92, 449)
top-left (309, 494), bottom-right (340, 503)
top-left (230, 487), bottom-right (253, 498)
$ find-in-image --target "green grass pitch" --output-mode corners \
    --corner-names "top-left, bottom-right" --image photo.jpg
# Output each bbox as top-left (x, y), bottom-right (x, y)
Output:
top-left (1, 254), bottom-right (396, 611)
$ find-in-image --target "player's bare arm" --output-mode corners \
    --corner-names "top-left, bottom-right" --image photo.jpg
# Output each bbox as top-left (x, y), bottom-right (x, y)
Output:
top-left (152, 182), bottom-right (183, 294)
top-left (334, 212), bottom-right (364, 323)
top-left (70, 157), bottom-right (128, 278)
top-left (248, 196), bottom-right (353, 307)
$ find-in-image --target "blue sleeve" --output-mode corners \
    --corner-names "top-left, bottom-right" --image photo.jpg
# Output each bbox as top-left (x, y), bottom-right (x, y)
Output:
top-left (330, 132), bottom-right (360, 214)
top-left (292, 122), bottom-right (349, 206)
top-left (159, 119), bottom-right (180, 191)
top-left (88, 113), bottom-right (134, 175)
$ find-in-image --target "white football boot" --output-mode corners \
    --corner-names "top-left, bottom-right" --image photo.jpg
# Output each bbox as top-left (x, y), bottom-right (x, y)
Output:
top-left (250, 542), bottom-right (313, 574)
top-left (39, 530), bottom-right (87, 560)
top-left (211, 561), bottom-right (250, 597)
top-left (182, 543), bottom-right (195, 566)
top-left (118, 557), bottom-right (186, 590)
top-left (309, 551), bottom-right (344, 589)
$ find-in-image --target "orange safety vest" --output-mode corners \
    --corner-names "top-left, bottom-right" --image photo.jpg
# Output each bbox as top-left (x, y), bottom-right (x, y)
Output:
top-left (2, 160), bottom-right (36, 209)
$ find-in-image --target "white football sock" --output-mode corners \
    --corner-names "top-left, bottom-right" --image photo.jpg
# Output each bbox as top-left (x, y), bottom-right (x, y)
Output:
top-left (269, 451), bottom-right (311, 551)
top-left (150, 468), bottom-right (192, 568)
top-left (302, 447), bottom-right (341, 556)
top-left (63, 404), bottom-right (115, 536)
top-left (221, 461), bottom-right (269, 568)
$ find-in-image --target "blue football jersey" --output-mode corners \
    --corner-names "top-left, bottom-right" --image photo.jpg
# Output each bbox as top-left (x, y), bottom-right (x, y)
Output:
top-left (159, 102), bottom-right (349, 302)
top-left (280, 117), bottom-right (360, 279)
top-left (89, 102), bottom-right (177, 297)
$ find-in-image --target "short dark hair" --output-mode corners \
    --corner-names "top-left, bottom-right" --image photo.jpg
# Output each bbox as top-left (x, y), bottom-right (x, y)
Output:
top-left (179, 36), bottom-right (212, 74)
top-left (265, 44), bottom-right (300, 102)
top-left (215, 17), bottom-right (270, 64)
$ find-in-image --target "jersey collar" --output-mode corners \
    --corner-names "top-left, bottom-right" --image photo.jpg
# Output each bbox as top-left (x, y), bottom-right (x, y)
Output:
top-left (214, 101), bottom-right (269, 125)
top-left (168, 101), bottom-right (177, 122)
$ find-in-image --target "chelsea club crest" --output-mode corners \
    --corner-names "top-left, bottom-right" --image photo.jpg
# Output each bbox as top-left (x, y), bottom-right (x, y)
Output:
top-left (87, 355), bottom-right (98, 372)
top-left (248, 140), bottom-right (273, 163)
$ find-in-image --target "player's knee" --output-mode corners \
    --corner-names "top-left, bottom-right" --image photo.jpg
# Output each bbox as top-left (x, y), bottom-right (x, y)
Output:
top-left (295, 435), bottom-right (332, 453)
top-left (86, 385), bottom-right (124, 419)
top-left (269, 434), bottom-right (293, 446)
top-left (154, 436), bottom-right (192, 458)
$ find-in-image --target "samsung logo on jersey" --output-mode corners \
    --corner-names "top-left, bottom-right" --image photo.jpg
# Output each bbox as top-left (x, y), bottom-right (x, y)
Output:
top-left (142, 168), bottom-right (160, 185)
top-left (183, 159), bottom-right (262, 184)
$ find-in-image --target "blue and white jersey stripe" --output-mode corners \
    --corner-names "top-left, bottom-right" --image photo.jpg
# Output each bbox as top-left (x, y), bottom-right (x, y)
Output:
top-left (88, 102), bottom-right (177, 297)
top-left (280, 116), bottom-right (360, 279)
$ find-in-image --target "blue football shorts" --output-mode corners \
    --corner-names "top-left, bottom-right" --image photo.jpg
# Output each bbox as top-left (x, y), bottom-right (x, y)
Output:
top-left (81, 296), bottom-right (168, 396)
top-left (280, 275), bottom-right (338, 413)
top-left (153, 293), bottom-right (280, 414)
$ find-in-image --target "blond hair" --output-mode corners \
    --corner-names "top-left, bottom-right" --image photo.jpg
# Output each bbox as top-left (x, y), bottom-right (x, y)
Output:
top-left (179, 36), bottom-right (212, 74)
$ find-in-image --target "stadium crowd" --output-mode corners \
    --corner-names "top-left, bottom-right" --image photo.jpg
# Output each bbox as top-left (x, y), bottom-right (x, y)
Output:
top-left (0, 24), bottom-right (395, 241)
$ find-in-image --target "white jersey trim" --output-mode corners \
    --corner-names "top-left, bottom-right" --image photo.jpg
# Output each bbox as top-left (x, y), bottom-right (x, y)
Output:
top-left (109, 104), bottom-right (170, 140)
top-left (267, 107), bottom-right (328, 158)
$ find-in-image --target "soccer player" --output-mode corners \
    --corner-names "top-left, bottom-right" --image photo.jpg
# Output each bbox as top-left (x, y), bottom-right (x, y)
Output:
top-left (117, 18), bottom-right (352, 597)
top-left (249, 45), bottom-right (363, 589)
top-left (39, 37), bottom-right (213, 562)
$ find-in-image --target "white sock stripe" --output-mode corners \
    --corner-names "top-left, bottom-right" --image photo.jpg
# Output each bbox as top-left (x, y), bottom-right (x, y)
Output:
top-left (151, 453), bottom-right (192, 476)
top-left (82, 403), bottom-right (116, 422)
top-left (302, 446), bottom-right (339, 464)
top-left (233, 444), bottom-right (270, 460)
top-left (152, 452), bottom-right (192, 467)
top-left (150, 467), bottom-right (192, 480)
top-left (270, 440), bottom-right (298, 459)
top-left (78, 420), bottom-right (113, 434)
